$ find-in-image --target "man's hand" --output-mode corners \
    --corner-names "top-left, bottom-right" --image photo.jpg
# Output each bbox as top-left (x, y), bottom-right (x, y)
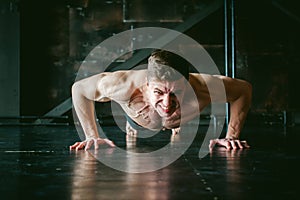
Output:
top-left (171, 127), bottom-right (181, 135)
top-left (209, 138), bottom-right (250, 150)
top-left (126, 121), bottom-right (138, 136)
top-left (69, 138), bottom-right (115, 151)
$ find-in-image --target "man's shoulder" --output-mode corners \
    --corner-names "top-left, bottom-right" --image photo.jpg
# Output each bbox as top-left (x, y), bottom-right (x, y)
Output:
top-left (107, 69), bottom-right (146, 79)
top-left (99, 69), bottom-right (146, 83)
top-left (189, 73), bottom-right (227, 84)
top-left (189, 73), bottom-right (207, 85)
top-left (98, 69), bottom-right (147, 101)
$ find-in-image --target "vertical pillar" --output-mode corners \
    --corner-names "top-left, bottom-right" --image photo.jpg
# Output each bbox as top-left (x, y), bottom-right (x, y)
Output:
top-left (0, 1), bottom-right (19, 117)
top-left (230, 0), bottom-right (236, 78)
top-left (224, 0), bottom-right (236, 126)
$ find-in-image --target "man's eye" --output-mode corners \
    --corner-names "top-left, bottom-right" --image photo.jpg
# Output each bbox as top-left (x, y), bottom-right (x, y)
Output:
top-left (154, 90), bottom-right (162, 95)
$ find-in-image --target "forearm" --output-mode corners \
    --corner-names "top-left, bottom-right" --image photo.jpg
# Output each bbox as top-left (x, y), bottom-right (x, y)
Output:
top-left (226, 102), bottom-right (249, 139)
top-left (72, 82), bottom-right (99, 139)
top-left (226, 84), bottom-right (252, 139)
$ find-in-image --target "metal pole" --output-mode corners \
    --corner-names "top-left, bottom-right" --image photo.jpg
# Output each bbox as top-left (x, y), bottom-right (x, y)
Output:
top-left (231, 0), bottom-right (236, 78)
top-left (224, 0), bottom-right (236, 127)
top-left (224, 0), bottom-right (229, 77)
top-left (224, 0), bottom-right (229, 126)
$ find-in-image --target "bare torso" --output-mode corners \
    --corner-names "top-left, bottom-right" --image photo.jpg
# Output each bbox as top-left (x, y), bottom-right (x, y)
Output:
top-left (106, 70), bottom-right (211, 131)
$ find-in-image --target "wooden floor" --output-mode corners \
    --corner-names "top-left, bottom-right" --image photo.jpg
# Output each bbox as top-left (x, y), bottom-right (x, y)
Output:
top-left (1, 125), bottom-right (299, 200)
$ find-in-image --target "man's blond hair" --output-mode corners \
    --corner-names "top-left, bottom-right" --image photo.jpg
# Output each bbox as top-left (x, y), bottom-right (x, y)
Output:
top-left (147, 50), bottom-right (190, 82)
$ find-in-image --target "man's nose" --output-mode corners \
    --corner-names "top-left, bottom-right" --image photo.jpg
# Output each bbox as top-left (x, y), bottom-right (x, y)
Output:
top-left (162, 94), bottom-right (171, 107)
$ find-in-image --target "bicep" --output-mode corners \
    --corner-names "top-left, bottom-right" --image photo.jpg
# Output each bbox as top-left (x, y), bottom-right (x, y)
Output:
top-left (194, 74), bottom-right (251, 103)
top-left (73, 70), bottom-right (143, 103)
top-left (96, 71), bottom-right (138, 102)
top-left (197, 74), bottom-right (227, 102)
top-left (213, 75), bottom-right (252, 103)
top-left (72, 73), bottom-right (112, 102)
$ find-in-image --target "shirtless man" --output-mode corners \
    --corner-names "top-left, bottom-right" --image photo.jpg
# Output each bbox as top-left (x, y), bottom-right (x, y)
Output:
top-left (70, 50), bottom-right (252, 151)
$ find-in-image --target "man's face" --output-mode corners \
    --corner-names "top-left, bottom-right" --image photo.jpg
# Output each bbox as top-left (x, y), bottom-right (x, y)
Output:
top-left (147, 77), bottom-right (186, 118)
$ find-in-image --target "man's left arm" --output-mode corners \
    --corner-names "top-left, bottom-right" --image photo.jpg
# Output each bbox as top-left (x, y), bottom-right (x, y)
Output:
top-left (225, 78), bottom-right (252, 140)
top-left (210, 75), bottom-right (252, 149)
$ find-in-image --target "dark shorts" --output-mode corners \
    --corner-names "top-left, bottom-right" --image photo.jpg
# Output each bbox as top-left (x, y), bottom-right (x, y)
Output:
top-left (125, 114), bottom-right (169, 139)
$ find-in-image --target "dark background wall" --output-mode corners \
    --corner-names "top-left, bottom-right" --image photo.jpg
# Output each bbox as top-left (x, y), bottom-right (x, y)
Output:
top-left (20, 0), bottom-right (71, 115)
top-left (1, 0), bottom-right (300, 124)
top-left (0, 0), bottom-right (19, 116)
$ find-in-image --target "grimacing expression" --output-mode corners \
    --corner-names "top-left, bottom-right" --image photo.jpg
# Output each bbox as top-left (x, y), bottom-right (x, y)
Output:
top-left (147, 77), bottom-right (186, 117)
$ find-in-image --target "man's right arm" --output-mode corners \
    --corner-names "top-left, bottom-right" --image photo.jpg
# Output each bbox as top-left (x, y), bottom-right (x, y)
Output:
top-left (70, 74), bottom-right (115, 151)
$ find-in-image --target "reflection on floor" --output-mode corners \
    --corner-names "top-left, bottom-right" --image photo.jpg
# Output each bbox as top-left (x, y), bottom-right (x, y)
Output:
top-left (0, 125), bottom-right (299, 200)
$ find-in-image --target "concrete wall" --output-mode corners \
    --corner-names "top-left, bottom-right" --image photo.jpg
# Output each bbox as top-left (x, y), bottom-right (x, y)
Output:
top-left (0, 1), bottom-right (19, 116)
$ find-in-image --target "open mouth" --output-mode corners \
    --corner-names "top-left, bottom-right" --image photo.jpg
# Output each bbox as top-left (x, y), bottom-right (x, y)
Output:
top-left (158, 104), bottom-right (176, 115)
top-left (161, 107), bottom-right (170, 113)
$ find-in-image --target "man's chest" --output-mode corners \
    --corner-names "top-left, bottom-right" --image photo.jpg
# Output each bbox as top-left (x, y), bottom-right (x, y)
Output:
top-left (120, 98), bottom-right (201, 130)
